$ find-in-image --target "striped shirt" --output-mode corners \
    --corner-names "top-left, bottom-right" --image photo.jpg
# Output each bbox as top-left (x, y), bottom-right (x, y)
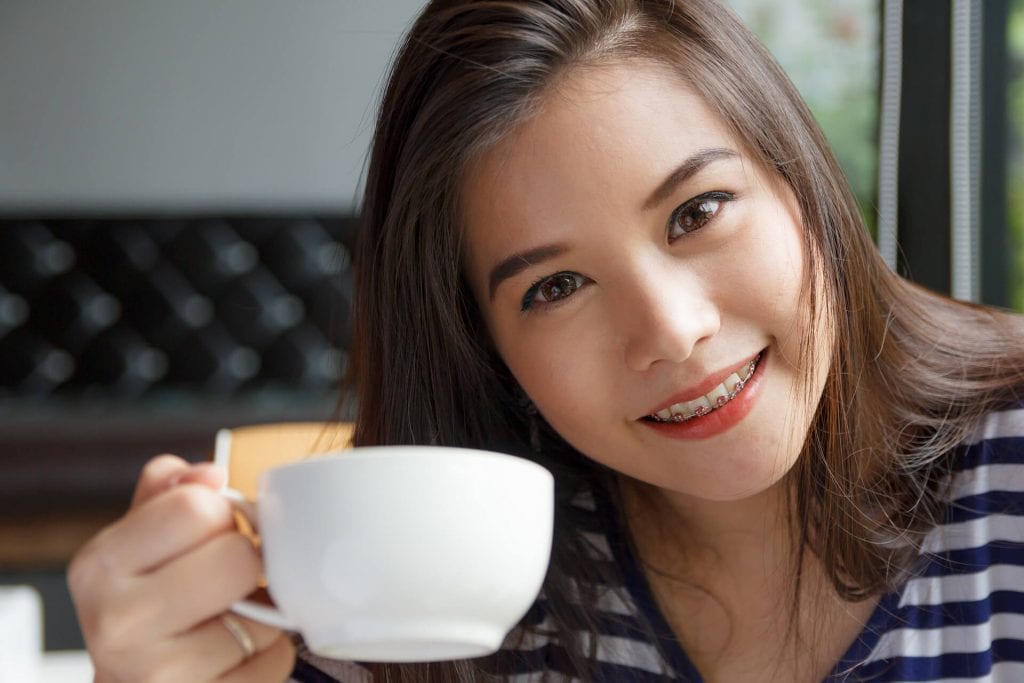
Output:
top-left (292, 403), bottom-right (1024, 682)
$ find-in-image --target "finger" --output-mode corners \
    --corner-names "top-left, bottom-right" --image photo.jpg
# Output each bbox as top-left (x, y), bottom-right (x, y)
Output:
top-left (102, 483), bottom-right (237, 575)
top-left (91, 615), bottom-right (284, 683)
top-left (71, 531), bottom-right (262, 672)
top-left (169, 615), bottom-right (284, 681)
top-left (132, 454), bottom-right (192, 508)
top-left (146, 531), bottom-right (263, 634)
top-left (177, 462), bottom-right (227, 491)
top-left (132, 457), bottom-right (227, 509)
top-left (218, 632), bottom-right (296, 683)
top-left (69, 483), bottom-right (237, 655)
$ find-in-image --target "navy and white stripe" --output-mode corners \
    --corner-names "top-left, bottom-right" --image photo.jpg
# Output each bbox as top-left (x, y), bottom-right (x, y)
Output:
top-left (838, 405), bottom-right (1024, 682)
top-left (292, 403), bottom-right (1024, 682)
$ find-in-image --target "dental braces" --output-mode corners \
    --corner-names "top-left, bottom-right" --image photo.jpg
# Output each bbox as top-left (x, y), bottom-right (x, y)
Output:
top-left (664, 355), bottom-right (760, 423)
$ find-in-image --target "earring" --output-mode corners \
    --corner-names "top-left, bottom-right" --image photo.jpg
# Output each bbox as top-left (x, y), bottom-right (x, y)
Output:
top-left (527, 403), bottom-right (541, 453)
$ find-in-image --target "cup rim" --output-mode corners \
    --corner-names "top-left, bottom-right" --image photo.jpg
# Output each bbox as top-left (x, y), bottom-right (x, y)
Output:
top-left (260, 444), bottom-right (553, 481)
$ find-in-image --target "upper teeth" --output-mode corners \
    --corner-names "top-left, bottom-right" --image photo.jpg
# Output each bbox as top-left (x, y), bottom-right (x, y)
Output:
top-left (651, 355), bottom-right (759, 423)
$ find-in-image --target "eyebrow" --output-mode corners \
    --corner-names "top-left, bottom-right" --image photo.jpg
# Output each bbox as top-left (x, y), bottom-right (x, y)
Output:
top-left (642, 147), bottom-right (739, 211)
top-left (488, 243), bottom-right (569, 301)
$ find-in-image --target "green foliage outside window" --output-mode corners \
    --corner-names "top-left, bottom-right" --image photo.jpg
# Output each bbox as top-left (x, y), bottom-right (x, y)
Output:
top-left (734, 0), bottom-right (1024, 312)
top-left (728, 0), bottom-right (879, 234)
top-left (1007, 2), bottom-right (1024, 311)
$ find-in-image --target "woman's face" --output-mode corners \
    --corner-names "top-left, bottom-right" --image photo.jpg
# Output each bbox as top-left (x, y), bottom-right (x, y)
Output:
top-left (462, 61), bottom-right (831, 503)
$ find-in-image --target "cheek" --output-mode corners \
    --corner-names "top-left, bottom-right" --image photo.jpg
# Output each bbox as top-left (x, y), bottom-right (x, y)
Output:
top-left (744, 215), bottom-right (809, 337)
top-left (497, 327), bottom-right (609, 431)
top-left (502, 339), bottom-right (572, 398)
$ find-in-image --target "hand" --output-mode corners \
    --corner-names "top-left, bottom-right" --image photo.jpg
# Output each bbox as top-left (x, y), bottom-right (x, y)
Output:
top-left (68, 455), bottom-right (296, 682)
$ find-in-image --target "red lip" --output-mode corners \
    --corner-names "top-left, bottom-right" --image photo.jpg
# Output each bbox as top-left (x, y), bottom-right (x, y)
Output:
top-left (643, 349), bottom-right (764, 417)
top-left (639, 347), bottom-right (768, 441)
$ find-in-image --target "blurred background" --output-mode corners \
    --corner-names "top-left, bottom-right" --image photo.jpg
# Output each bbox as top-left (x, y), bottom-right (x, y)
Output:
top-left (0, 0), bottom-right (1020, 660)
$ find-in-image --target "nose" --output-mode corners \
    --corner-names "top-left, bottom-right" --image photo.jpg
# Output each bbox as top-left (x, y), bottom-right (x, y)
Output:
top-left (618, 264), bottom-right (720, 373)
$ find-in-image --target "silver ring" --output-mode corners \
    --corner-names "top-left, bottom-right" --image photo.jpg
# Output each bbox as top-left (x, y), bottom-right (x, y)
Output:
top-left (221, 614), bottom-right (256, 660)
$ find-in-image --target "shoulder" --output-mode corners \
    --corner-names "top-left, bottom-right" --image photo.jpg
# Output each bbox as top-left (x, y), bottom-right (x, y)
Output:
top-left (489, 488), bottom-right (678, 680)
top-left (962, 396), bottom-right (1024, 450)
top-left (290, 643), bottom-right (373, 682)
top-left (853, 400), bottom-right (1024, 679)
top-left (950, 399), bottom-right (1024, 492)
top-left (934, 399), bottom-right (1024, 562)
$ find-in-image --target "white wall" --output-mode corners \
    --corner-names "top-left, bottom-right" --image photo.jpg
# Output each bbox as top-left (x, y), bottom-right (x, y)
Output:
top-left (0, 0), bottom-right (426, 213)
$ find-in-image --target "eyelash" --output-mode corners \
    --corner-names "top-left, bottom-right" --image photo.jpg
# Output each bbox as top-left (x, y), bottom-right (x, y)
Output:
top-left (667, 191), bottom-right (734, 241)
top-left (521, 271), bottom-right (587, 312)
top-left (520, 190), bottom-right (735, 312)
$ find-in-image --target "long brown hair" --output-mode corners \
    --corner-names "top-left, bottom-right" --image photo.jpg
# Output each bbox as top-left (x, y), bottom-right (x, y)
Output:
top-left (351, 0), bottom-right (1024, 680)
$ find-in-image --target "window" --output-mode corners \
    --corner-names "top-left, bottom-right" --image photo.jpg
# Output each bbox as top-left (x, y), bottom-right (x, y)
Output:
top-left (1007, 0), bottom-right (1024, 309)
top-left (729, 0), bottom-right (880, 231)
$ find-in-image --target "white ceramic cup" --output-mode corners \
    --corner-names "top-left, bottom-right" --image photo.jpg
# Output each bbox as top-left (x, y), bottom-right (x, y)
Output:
top-left (225, 445), bottom-right (554, 662)
top-left (0, 586), bottom-right (42, 682)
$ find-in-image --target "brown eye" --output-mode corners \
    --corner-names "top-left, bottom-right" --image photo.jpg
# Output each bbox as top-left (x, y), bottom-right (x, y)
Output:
top-left (668, 192), bottom-right (733, 240)
top-left (541, 273), bottom-right (578, 300)
top-left (521, 272), bottom-right (585, 311)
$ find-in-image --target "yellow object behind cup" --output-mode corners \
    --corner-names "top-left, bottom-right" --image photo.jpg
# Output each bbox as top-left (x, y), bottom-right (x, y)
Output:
top-left (213, 422), bottom-right (354, 500)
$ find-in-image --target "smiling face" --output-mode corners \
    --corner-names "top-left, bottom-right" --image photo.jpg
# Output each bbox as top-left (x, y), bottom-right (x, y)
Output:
top-left (462, 61), bottom-right (831, 504)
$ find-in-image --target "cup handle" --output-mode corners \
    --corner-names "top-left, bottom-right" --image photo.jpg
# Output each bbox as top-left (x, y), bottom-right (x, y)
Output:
top-left (219, 488), bottom-right (299, 632)
top-left (229, 598), bottom-right (296, 630)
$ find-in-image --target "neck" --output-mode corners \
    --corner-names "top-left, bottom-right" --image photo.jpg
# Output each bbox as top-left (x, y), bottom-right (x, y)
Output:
top-left (618, 475), bottom-right (798, 587)
top-left (617, 475), bottom-right (876, 682)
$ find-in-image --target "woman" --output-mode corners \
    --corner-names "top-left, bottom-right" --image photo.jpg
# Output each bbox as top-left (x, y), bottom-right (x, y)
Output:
top-left (70, 0), bottom-right (1024, 681)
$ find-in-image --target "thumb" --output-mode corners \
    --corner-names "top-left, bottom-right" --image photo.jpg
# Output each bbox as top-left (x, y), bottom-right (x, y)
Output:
top-left (130, 456), bottom-right (226, 509)
top-left (175, 461), bottom-right (227, 490)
